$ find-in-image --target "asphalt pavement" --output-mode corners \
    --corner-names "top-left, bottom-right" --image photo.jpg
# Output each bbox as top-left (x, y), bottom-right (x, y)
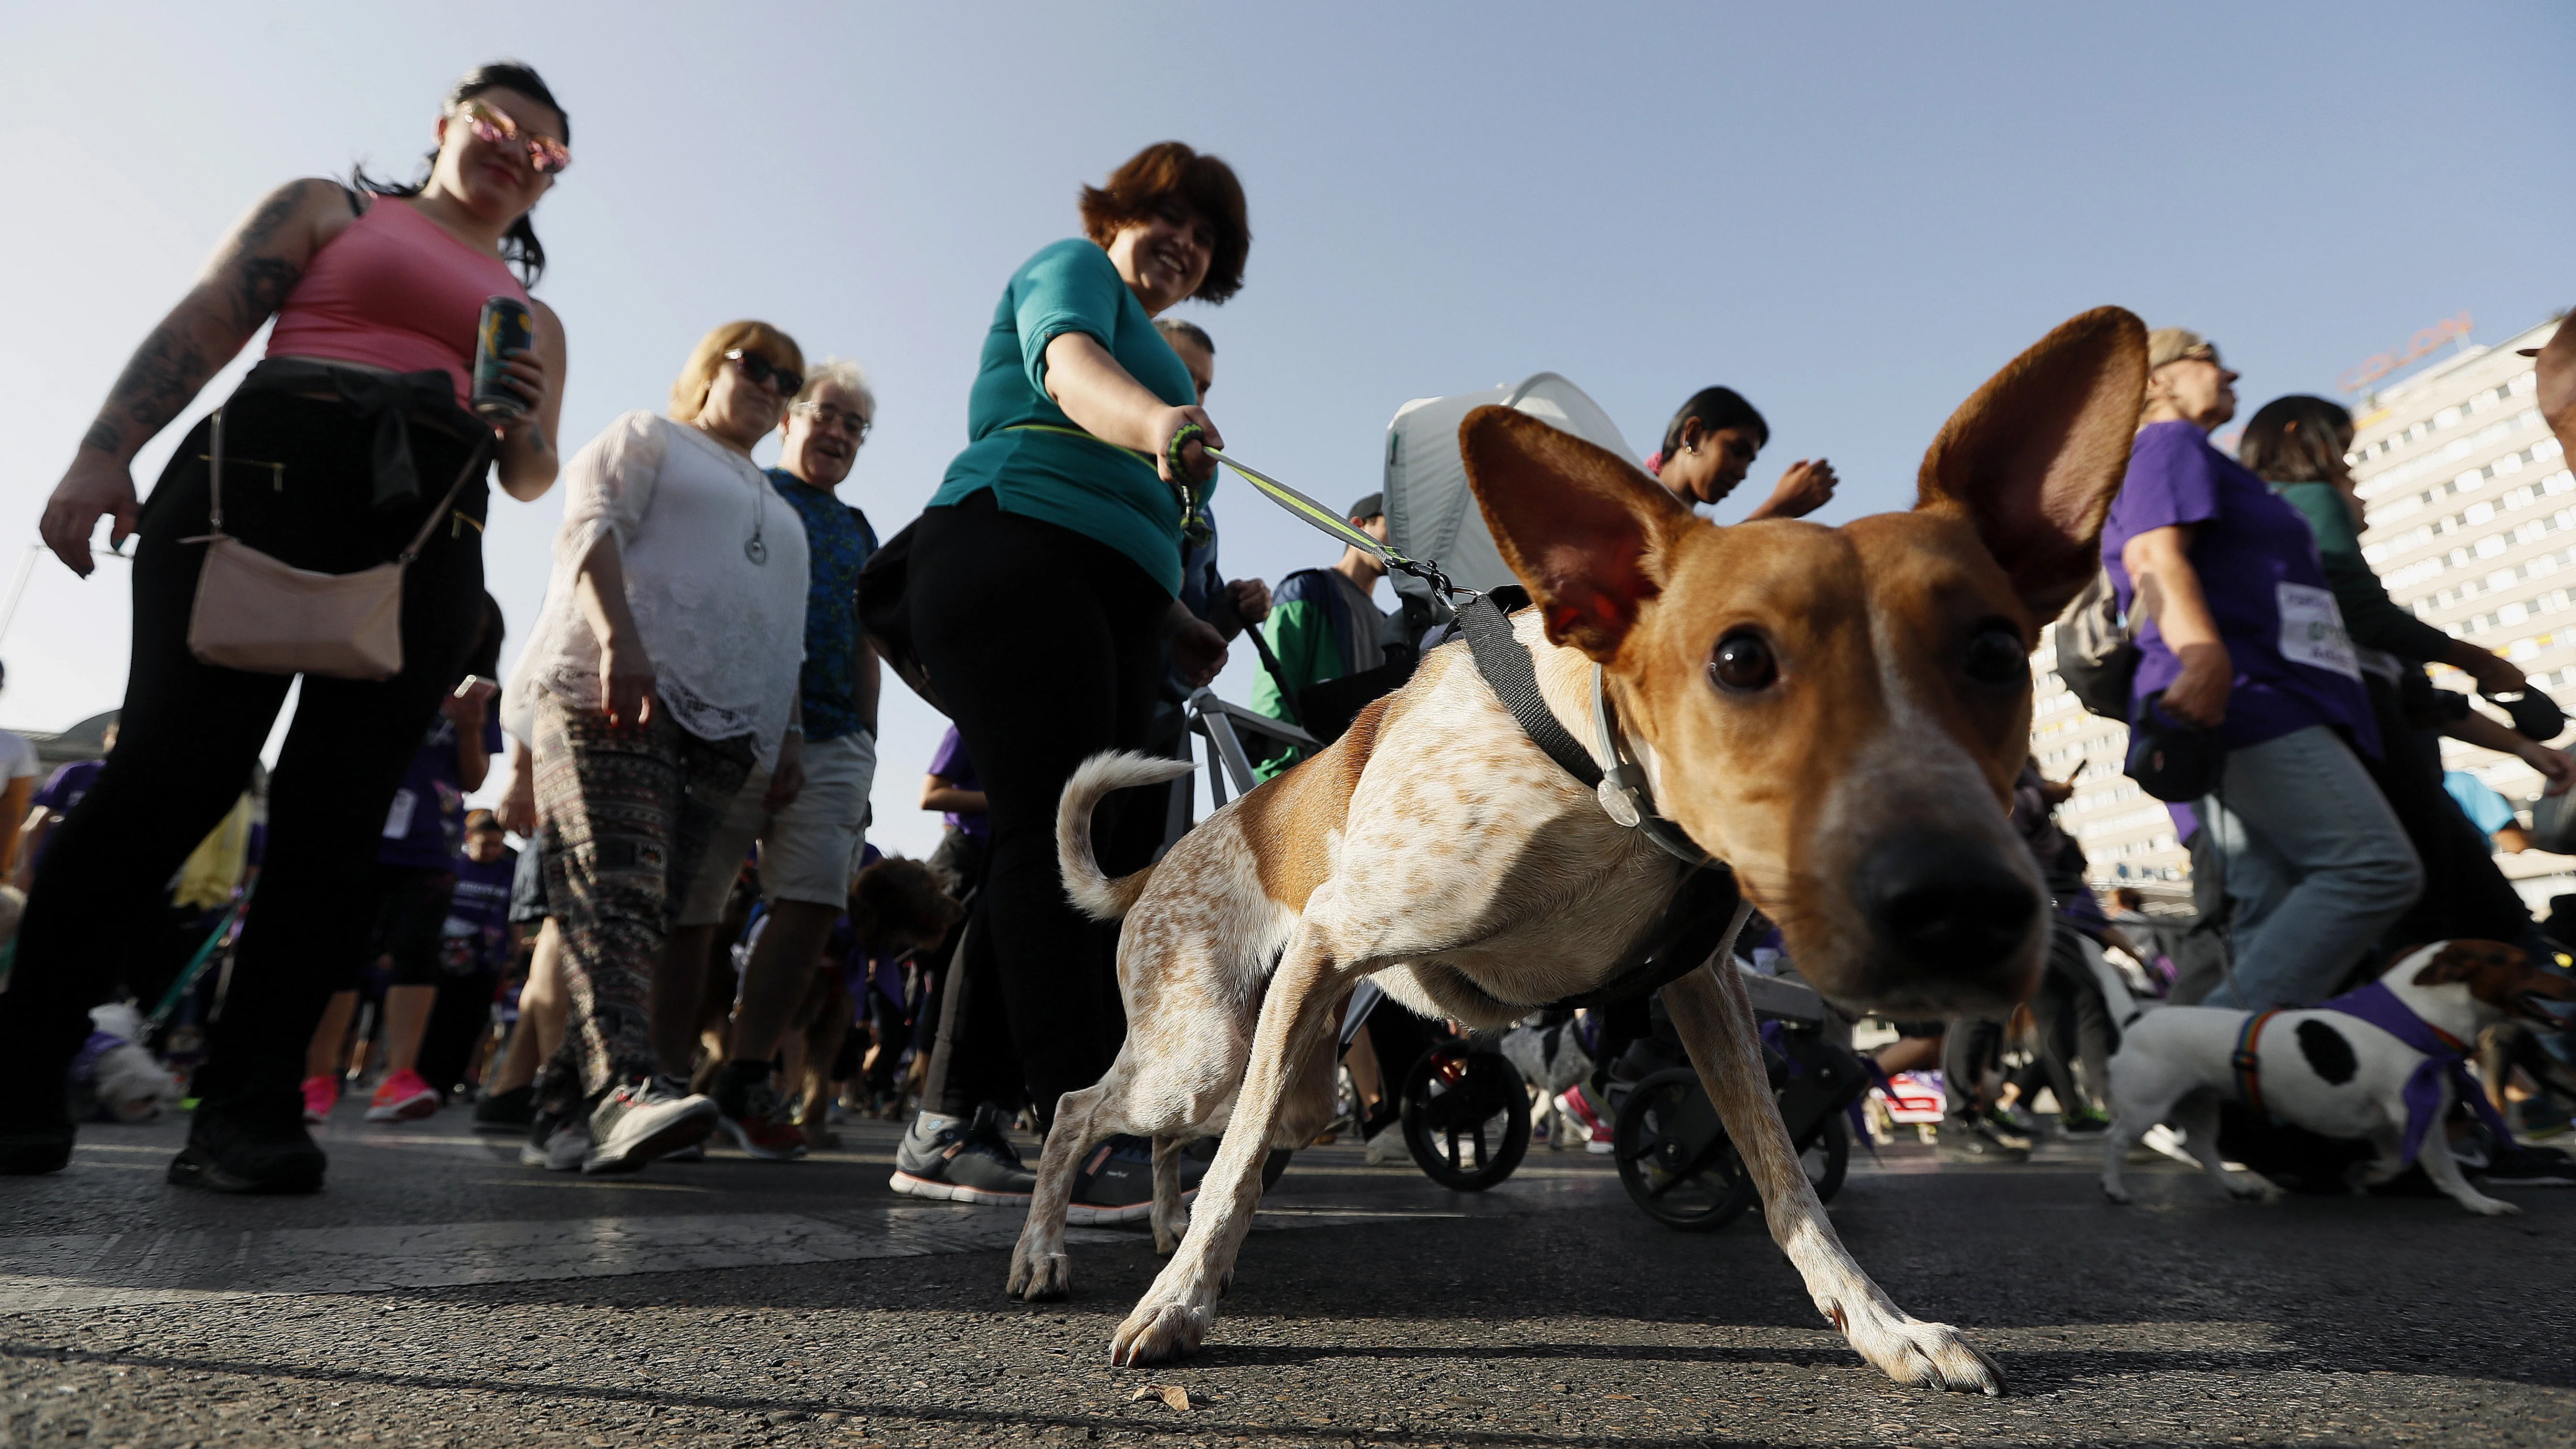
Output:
top-left (3, 1103), bottom-right (2571, 1448)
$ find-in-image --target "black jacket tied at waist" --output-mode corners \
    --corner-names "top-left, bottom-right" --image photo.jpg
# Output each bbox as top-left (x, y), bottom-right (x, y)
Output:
top-left (239, 357), bottom-right (483, 511)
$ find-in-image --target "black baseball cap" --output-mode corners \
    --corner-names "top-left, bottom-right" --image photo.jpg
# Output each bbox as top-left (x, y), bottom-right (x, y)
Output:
top-left (1348, 492), bottom-right (1384, 522)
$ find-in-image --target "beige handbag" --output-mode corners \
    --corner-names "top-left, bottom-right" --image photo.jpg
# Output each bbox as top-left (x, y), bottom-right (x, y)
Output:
top-left (185, 404), bottom-right (485, 681)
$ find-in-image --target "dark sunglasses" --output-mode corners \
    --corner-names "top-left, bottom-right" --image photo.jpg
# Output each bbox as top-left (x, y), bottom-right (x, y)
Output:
top-left (725, 348), bottom-right (804, 399)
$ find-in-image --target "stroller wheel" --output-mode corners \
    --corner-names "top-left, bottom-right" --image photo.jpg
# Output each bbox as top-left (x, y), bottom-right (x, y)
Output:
top-left (1398, 1042), bottom-right (1530, 1191)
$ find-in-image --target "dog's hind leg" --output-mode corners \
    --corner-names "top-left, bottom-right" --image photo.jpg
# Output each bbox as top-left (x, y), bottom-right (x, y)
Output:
top-left (1662, 955), bottom-right (2004, 1396)
top-left (1011, 1077), bottom-right (1121, 1301)
top-left (1150, 1134), bottom-right (1189, 1255)
top-left (1110, 928), bottom-right (1359, 1367)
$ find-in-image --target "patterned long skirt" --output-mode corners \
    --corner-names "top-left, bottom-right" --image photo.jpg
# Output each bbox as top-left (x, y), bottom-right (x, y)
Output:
top-left (530, 692), bottom-right (753, 1114)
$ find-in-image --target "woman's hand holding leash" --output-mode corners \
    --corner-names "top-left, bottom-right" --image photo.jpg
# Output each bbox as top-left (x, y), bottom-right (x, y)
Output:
top-left (1158, 410), bottom-right (1220, 486)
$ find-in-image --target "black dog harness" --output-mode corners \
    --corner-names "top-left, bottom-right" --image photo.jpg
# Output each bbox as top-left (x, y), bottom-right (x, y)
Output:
top-left (1453, 594), bottom-right (1744, 1009)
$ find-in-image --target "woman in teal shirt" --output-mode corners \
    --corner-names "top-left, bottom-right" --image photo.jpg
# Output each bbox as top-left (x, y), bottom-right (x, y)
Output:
top-left (896, 143), bottom-right (1249, 1213)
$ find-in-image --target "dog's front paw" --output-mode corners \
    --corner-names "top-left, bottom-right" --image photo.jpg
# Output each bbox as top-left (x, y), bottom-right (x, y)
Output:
top-left (2100, 1180), bottom-right (2132, 1206)
top-left (1008, 1248), bottom-right (1071, 1301)
top-left (1831, 1302), bottom-right (2004, 1397)
top-left (2462, 1193), bottom-right (2523, 1217)
top-left (1110, 1298), bottom-right (1209, 1366)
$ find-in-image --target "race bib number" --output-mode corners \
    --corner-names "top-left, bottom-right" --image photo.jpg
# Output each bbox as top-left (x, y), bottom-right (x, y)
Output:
top-left (2277, 582), bottom-right (2360, 679)
top-left (382, 788), bottom-right (418, 840)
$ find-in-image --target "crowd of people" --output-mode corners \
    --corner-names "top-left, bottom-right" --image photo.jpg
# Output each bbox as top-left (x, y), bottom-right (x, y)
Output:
top-left (4, 56), bottom-right (2574, 1221)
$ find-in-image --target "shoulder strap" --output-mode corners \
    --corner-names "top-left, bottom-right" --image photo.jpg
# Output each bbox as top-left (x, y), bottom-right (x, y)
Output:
top-left (1459, 595), bottom-right (1600, 788)
top-left (396, 433), bottom-right (494, 563)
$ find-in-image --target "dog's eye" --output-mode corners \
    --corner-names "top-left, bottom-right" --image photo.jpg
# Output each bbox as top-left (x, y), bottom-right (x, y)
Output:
top-left (1963, 622), bottom-right (2027, 685)
top-left (1708, 630), bottom-right (1778, 693)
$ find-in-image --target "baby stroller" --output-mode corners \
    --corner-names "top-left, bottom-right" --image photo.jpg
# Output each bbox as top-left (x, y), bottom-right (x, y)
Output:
top-left (1609, 967), bottom-right (1871, 1230)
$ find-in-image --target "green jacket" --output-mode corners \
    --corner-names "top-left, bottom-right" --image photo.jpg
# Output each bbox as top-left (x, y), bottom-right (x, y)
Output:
top-left (2271, 480), bottom-right (2456, 666)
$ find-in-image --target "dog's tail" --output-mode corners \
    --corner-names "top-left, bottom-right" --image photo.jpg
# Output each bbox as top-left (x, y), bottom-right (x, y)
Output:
top-left (1059, 751), bottom-right (1197, 921)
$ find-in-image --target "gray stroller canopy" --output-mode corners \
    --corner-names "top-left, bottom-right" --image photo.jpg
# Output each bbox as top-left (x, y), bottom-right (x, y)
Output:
top-left (1380, 373), bottom-right (1641, 610)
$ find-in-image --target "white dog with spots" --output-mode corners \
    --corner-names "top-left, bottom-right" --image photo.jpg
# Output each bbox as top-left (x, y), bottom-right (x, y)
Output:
top-left (2100, 939), bottom-right (2575, 1214)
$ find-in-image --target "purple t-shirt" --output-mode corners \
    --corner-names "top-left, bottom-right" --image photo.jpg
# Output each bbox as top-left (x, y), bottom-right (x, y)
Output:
top-left (441, 849), bottom-right (518, 973)
top-left (32, 758), bottom-right (104, 816)
top-left (379, 713), bottom-right (505, 870)
top-left (2101, 421), bottom-right (2377, 758)
top-left (927, 726), bottom-right (988, 842)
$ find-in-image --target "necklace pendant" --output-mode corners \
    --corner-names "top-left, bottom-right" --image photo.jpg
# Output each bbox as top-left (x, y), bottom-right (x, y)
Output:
top-left (745, 536), bottom-right (768, 566)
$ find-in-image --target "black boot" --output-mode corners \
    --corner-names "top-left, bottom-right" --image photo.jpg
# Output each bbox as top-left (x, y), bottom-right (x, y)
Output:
top-left (0, 1060), bottom-right (76, 1175)
top-left (169, 1085), bottom-right (326, 1194)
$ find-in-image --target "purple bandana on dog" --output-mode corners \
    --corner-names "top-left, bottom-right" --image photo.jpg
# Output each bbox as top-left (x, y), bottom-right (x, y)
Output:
top-left (2317, 980), bottom-right (2513, 1165)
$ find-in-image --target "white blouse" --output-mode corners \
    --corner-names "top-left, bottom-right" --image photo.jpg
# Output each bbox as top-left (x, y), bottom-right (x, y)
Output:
top-left (505, 410), bottom-right (810, 764)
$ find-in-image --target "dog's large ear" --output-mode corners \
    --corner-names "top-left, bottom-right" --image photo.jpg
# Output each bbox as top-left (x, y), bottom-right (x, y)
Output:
top-left (2536, 313), bottom-right (2576, 461)
top-left (1461, 406), bottom-right (1696, 660)
top-left (1916, 307), bottom-right (2148, 621)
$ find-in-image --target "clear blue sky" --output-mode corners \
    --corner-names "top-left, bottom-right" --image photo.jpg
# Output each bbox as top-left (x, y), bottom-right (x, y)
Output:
top-left (3, 2), bottom-right (2570, 857)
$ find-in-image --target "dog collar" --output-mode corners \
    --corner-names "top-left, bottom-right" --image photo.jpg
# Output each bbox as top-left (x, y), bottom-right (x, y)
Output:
top-left (1591, 665), bottom-right (1715, 867)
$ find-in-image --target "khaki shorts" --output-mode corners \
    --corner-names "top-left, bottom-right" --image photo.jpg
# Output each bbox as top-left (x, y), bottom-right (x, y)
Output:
top-left (674, 729), bottom-right (877, 925)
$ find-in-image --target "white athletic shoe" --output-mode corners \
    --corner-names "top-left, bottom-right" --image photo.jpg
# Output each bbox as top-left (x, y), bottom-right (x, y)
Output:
top-left (520, 1114), bottom-right (592, 1172)
top-left (582, 1077), bottom-right (719, 1175)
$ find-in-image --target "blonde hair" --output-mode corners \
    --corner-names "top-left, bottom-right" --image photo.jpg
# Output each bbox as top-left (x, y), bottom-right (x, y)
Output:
top-left (795, 356), bottom-right (876, 421)
top-left (670, 320), bottom-right (804, 423)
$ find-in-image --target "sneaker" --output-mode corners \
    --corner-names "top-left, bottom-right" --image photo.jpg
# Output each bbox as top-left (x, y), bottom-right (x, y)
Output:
top-left (1987, 1104), bottom-right (2041, 1140)
top-left (1555, 1085), bottom-right (1617, 1154)
top-left (889, 1104), bottom-right (1036, 1204)
top-left (471, 1084), bottom-right (536, 1134)
top-left (2481, 1144), bottom-right (2576, 1186)
top-left (582, 1076), bottom-right (719, 1175)
top-left (1067, 1134), bottom-right (1161, 1224)
top-left (662, 1141), bottom-right (706, 1162)
top-left (169, 1097), bottom-right (326, 1194)
top-left (1935, 1116), bottom-right (2030, 1165)
top-left (713, 1062), bottom-right (807, 1162)
top-left (2058, 1107), bottom-right (2113, 1137)
top-left (300, 1075), bottom-right (340, 1125)
top-left (1364, 1120), bottom-right (1412, 1166)
top-left (364, 1069), bottom-right (441, 1123)
top-left (520, 1110), bottom-right (592, 1171)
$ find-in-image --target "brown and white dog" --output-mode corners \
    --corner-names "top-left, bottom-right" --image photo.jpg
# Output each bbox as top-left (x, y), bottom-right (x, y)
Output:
top-left (2101, 939), bottom-right (2576, 1214)
top-left (1010, 309), bottom-right (2152, 1396)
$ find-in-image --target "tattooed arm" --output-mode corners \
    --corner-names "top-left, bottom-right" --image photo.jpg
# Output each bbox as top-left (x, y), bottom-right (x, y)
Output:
top-left (40, 178), bottom-right (354, 576)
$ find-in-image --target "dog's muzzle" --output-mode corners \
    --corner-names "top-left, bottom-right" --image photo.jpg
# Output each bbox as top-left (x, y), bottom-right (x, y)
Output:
top-left (1854, 830), bottom-right (2040, 997)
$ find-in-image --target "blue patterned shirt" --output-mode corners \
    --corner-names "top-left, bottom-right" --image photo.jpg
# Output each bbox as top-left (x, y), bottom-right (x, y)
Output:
top-left (768, 467), bottom-right (879, 742)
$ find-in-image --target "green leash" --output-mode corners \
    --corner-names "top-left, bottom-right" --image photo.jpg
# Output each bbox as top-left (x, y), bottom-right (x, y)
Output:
top-left (1166, 423), bottom-right (1469, 601)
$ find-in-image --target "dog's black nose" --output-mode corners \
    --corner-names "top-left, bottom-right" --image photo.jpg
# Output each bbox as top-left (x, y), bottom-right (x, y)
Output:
top-left (1857, 831), bottom-right (2039, 972)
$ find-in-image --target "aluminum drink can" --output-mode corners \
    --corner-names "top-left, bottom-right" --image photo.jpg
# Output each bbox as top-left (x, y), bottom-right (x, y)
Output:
top-left (471, 296), bottom-right (535, 422)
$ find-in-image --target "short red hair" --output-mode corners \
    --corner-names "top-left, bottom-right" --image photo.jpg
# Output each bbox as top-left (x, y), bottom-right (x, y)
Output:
top-left (1080, 142), bottom-right (1250, 304)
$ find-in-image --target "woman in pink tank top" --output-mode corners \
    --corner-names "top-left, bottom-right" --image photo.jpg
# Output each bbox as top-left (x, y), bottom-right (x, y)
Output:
top-left (8, 64), bottom-right (574, 1195)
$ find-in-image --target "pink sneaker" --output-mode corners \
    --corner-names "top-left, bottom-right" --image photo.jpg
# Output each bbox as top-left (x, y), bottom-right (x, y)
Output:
top-left (1555, 1084), bottom-right (1616, 1154)
top-left (365, 1069), bottom-right (442, 1123)
top-left (300, 1074), bottom-right (339, 1124)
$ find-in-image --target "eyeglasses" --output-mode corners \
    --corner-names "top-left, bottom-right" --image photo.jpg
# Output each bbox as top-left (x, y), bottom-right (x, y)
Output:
top-left (452, 98), bottom-right (571, 176)
top-left (725, 348), bottom-right (804, 399)
top-left (792, 400), bottom-right (872, 441)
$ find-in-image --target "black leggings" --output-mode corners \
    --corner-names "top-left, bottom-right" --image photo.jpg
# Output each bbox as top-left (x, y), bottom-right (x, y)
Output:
top-left (909, 493), bottom-right (1168, 1127)
top-left (0, 391), bottom-right (486, 1115)
top-left (2361, 673), bottom-right (2532, 948)
top-left (368, 863), bottom-right (459, 989)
